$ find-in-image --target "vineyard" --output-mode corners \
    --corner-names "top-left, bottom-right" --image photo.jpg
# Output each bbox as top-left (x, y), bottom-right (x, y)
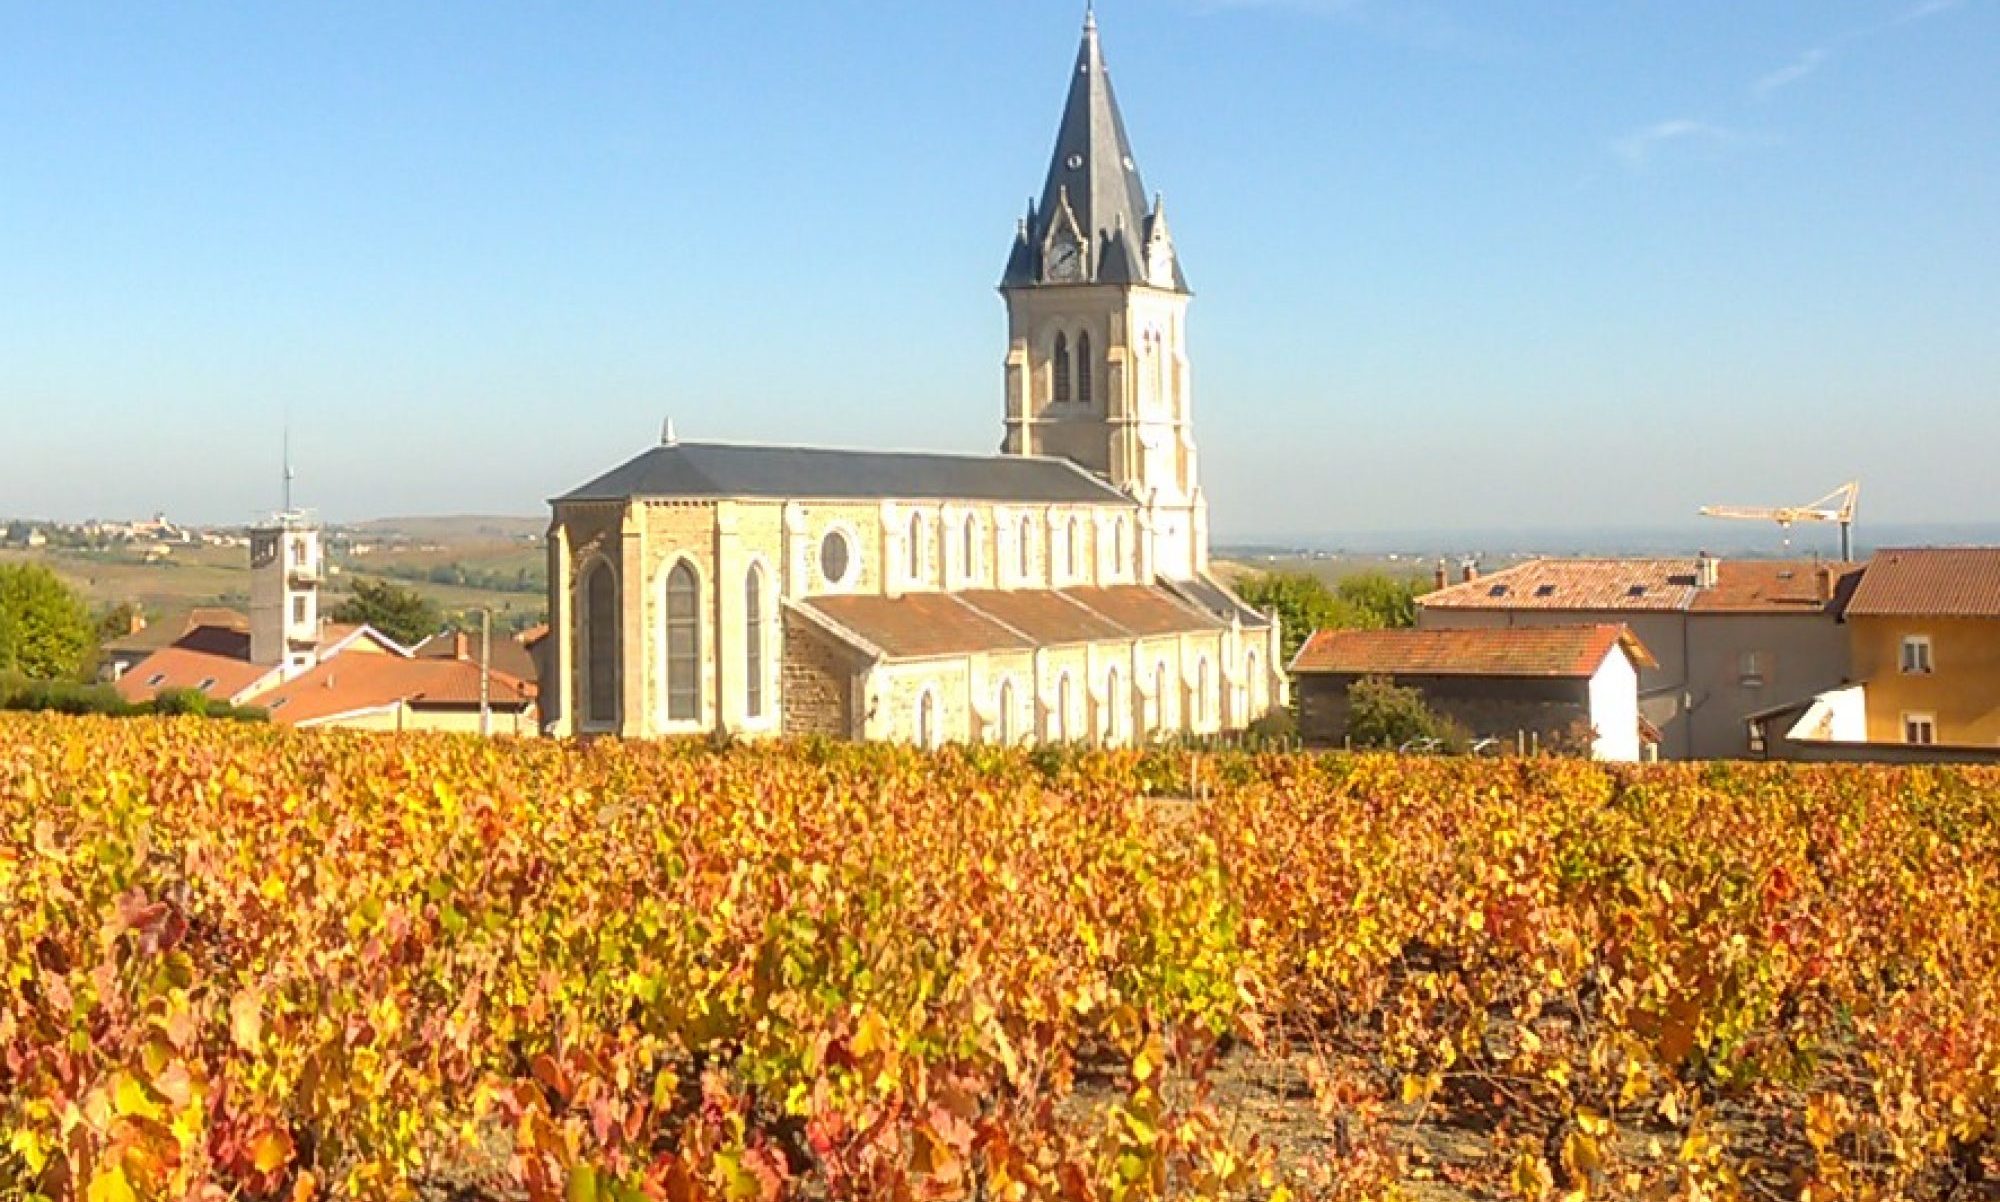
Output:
top-left (4, 714), bottom-right (1998, 1201)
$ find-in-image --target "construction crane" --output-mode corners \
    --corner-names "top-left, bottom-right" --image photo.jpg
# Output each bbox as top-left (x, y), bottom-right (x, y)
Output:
top-left (1700, 480), bottom-right (1860, 562)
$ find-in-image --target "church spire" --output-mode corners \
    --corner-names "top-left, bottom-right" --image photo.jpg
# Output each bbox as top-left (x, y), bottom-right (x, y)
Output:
top-left (1001, 11), bottom-right (1186, 291)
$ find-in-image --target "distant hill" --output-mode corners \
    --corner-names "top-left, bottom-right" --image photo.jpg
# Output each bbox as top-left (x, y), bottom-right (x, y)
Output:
top-left (343, 515), bottom-right (544, 542)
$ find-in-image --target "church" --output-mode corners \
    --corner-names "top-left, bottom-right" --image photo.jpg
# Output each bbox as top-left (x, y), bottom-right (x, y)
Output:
top-left (541, 13), bottom-right (1287, 745)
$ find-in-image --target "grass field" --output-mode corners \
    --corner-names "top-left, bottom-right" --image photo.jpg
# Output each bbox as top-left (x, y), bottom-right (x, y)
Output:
top-left (1, 540), bottom-right (548, 631)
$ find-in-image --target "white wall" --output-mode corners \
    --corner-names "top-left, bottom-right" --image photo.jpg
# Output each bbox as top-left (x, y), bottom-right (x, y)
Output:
top-left (1586, 649), bottom-right (1642, 762)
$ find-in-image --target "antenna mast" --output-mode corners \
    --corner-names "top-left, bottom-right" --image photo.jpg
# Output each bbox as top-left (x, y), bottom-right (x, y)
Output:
top-left (282, 422), bottom-right (296, 515)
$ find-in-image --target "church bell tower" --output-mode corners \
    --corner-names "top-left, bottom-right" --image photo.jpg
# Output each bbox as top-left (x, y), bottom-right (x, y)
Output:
top-left (999, 9), bottom-right (1207, 581)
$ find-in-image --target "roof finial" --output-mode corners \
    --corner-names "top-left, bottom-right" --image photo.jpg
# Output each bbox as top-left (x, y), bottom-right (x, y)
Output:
top-left (661, 417), bottom-right (678, 447)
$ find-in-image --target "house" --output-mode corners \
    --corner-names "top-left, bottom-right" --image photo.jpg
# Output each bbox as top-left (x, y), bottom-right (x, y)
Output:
top-left (1289, 625), bottom-right (1655, 761)
top-left (1417, 556), bottom-right (1862, 759)
top-left (1813, 547), bottom-right (2000, 749)
top-left (254, 652), bottom-right (535, 735)
top-left (115, 514), bottom-right (539, 735)
top-left (539, 12), bottom-right (1286, 747)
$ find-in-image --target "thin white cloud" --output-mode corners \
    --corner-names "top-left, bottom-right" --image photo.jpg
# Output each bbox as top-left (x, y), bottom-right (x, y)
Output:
top-left (1754, 47), bottom-right (1829, 98)
top-left (1886, 0), bottom-right (1964, 28)
top-left (1752, 0), bottom-right (1966, 99)
top-left (1611, 119), bottom-right (1741, 170)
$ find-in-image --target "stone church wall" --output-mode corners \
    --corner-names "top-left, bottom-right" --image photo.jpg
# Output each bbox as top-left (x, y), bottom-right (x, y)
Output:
top-left (781, 611), bottom-right (860, 738)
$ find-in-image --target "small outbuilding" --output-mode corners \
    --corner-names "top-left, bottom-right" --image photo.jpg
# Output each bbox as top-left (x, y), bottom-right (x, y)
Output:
top-left (1289, 624), bottom-right (1657, 761)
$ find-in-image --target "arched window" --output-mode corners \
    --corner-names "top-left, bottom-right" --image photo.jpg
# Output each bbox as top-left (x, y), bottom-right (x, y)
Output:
top-left (908, 513), bottom-right (925, 580)
top-left (1076, 331), bottom-right (1093, 404)
top-left (1053, 332), bottom-right (1072, 403)
top-left (1018, 516), bottom-right (1034, 577)
top-left (998, 679), bottom-right (1015, 745)
top-left (1056, 673), bottom-right (1073, 742)
top-left (1195, 657), bottom-right (1210, 727)
top-left (1246, 649), bottom-right (1260, 711)
top-left (1065, 516), bottom-right (1080, 577)
top-left (1112, 518), bottom-right (1124, 572)
top-left (1105, 665), bottom-right (1121, 744)
top-left (1154, 661), bottom-right (1169, 733)
top-left (917, 690), bottom-right (937, 749)
top-left (745, 565), bottom-right (765, 720)
top-left (962, 516), bottom-right (977, 581)
top-left (584, 562), bottom-right (618, 727)
top-left (665, 561), bottom-right (701, 722)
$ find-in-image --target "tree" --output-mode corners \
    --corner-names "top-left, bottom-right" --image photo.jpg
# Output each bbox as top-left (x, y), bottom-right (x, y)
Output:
top-left (1334, 571), bottom-right (1422, 630)
top-left (1345, 675), bottom-right (1462, 751)
top-left (335, 578), bottom-right (443, 647)
top-left (1235, 572), bottom-right (1362, 665)
top-left (96, 601), bottom-right (145, 642)
top-left (1236, 568), bottom-right (1424, 666)
top-left (0, 564), bottom-right (96, 680)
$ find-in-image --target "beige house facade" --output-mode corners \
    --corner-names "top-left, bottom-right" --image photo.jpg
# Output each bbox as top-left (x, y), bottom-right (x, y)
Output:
top-left (541, 15), bottom-right (1284, 746)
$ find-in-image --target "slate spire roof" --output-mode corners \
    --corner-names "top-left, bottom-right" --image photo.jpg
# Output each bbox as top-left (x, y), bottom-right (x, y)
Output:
top-left (1002, 12), bottom-right (1187, 292)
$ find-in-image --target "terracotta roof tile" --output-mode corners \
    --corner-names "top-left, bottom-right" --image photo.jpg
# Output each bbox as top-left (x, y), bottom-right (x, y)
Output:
top-left (1290, 625), bottom-right (1655, 678)
top-left (957, 589), bottom-right (1130, 644)
top-left (1063, 585), bottom-right (1227, 636)
top-left (1421, 560), bottom-right (1701, 611)
top-left (1847, 547), bottom-right (2000, 618)
top-left (798, 593), bottom-right (1035, 659)
top-left (115, 646), bottom-right (277, 705)
top-left (796, 586), bottom-right (1231, 661)
top-left (256, 655), bottom-right (533, 726)
top-left (1690, 561), bottom-right (1863, 614)
top-left (1421, 558), bottom-right (1858, 615)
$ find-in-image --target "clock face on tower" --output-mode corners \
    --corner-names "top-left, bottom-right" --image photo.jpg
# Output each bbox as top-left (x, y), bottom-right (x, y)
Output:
top-left (1045, 237), bottom-right (1084, 283)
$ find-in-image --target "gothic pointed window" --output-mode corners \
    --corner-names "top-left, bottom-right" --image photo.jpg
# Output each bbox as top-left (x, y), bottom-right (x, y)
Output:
top-left (1154, 661), bottom-right (1169, 733)
top-left (665, 561), bottom-right (700, 723)
top-left (1019, 516), bottom-right (1034, 577)
top-left (584, 562), bottom-right (618, 727)
top-left (1195, 657), bottom-right (1210, 727)
top-left (745, 565), bottom-right (765, 720)
top-left (908, 513), bottom-right (925, 581)
top-left (1056, 673), bottom-right (1073, 742)
top-left (962, 515), bottom-right (978, 581)
top-left (998, 679), bottom-right (1015, 744)
top-left (1112, 517), bottom-right (1124, 572)
top-left (1065, 516), bottom-right (1080, 577)
top-left (1076, 331), bottom-right (1093, 404)
top-left (1053, 332), bottom-right (1072, 403)
top-left (917, 690), bottom-right (937, 749)
top-left (1105, 666), bottom-right (1121, 744)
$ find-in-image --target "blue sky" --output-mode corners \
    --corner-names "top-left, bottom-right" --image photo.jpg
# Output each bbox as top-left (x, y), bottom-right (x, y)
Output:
top-left (1, 1), bottom-right (1994, 539)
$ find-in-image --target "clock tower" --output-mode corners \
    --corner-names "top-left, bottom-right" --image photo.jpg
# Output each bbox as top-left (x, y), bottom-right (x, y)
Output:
top-left (999, 10), bottom-right (1207, 581)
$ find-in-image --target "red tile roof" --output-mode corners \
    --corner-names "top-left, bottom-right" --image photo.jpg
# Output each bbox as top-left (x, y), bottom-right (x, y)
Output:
top-left (115, 645), bottom-right (278, 705)
top-left (256, 655), bottom-right (534, 726)
top-left (797, 593), bottom-right (1034, 659)
top-left (958, 589), bottom-right (1133, 645)
top-left (1846, 548), bottom-right (2000, 618)
top-left (1421, 558), bottom-right (1856, 615)
top-left (1691, 560), bottom-right (1862, 614)
top-left (796, 586), bottom-right (1229, 661)
top-left (1290, 625), bottom-right (1656, 678)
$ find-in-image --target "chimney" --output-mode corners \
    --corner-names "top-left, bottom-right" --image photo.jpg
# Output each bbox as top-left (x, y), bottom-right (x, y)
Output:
top-left (1696, 552), bottom-right (1720, 590)
top-left (1460, 561), bottom-right (1480, 584)
top-left (1817, 563), bottom-right (1837, 603)
top-left (1432, 561), bottom-right (1449, 591)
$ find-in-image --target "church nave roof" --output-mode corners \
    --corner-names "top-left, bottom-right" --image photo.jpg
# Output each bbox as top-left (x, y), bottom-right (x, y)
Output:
top-left (556, 440), bottom-right (1131, 506)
